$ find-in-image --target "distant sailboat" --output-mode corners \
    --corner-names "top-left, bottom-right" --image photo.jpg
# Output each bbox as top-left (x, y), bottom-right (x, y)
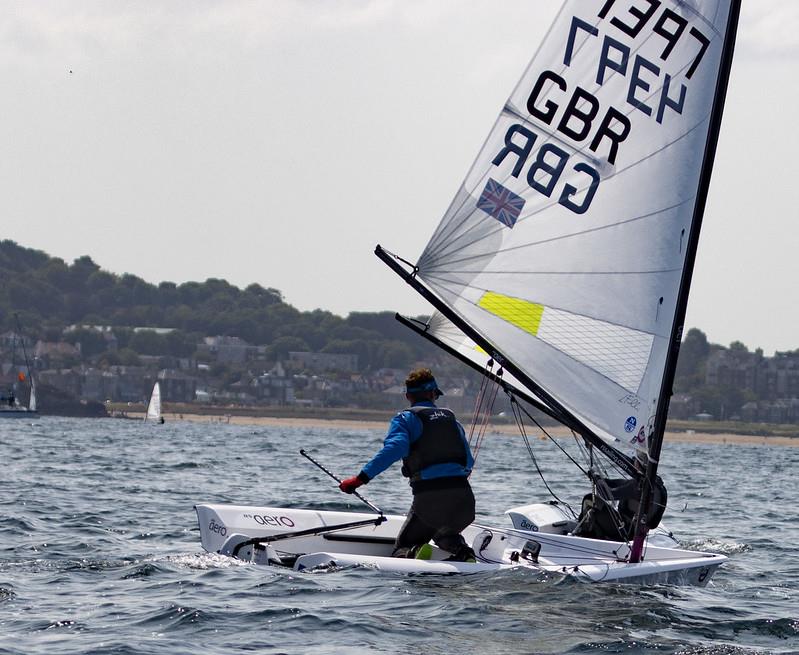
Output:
top-left (144, 381), bottom-right (164, 424)
top-left (1, 315), bottom-right (39, 419)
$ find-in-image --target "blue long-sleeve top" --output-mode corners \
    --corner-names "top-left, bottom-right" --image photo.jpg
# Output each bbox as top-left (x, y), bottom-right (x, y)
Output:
top-left (360, 401), bottom-right (474, 482)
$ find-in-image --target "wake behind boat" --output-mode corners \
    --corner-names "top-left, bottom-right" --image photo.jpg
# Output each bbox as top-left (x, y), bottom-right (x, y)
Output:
top-left (197, 0), bottom-right (741, 584)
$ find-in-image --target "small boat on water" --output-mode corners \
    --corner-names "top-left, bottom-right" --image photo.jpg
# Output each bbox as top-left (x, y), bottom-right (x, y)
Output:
top-left (143, 381), bottom-right (164, 424)
top-left (197, 500), bottom-right (723, 583)
top-left (198, 0), bottom-right (741, 583)
top-left (1, 315), bottom-right (38, 419)
top-left (0, 392), bottom-right (37, 418)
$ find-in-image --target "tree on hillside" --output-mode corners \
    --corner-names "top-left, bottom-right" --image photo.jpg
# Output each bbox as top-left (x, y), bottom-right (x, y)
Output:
top-left (675, 328), bottom-right (710, 392)
top-left (267, 336), bottom-right (310, 361)
top-left (63, 328), bottom-right (107, 358)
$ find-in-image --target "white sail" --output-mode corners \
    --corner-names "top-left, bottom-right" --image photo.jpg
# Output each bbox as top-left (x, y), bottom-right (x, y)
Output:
top-left (145, 381), bottom-right (162, 422)
top-left (413, 0), bottom-right (736, 453)
top-left (28, 378), bottom-right (36, 413)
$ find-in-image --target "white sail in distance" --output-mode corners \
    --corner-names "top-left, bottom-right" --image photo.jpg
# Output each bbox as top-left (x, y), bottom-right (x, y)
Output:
top-left (145, 381), bottom-right (162, 422)
top-left (28, 378), bottom-right (36, 413)
top-left (414, 0), bottom-right (736, 453)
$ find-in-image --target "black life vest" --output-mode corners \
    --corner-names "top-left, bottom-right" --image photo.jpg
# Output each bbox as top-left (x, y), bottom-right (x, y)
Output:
top-left (401, 406), bottom-right (467, 481)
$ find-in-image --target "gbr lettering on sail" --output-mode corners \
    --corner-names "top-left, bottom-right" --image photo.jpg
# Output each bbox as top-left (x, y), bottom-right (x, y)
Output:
top-left (492, 0), bottom-right (711, 215)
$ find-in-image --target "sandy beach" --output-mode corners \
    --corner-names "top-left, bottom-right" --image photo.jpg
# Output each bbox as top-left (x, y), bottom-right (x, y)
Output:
top-left (152, 412), bottom-right (799, 447)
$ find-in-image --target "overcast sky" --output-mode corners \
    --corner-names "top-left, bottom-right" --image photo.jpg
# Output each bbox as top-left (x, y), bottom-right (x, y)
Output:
top-left (2, 1), bottom-right (797, 354)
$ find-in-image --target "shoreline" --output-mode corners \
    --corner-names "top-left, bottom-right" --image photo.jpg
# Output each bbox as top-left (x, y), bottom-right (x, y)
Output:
top-left (140, 411), bottom-right (799, 447)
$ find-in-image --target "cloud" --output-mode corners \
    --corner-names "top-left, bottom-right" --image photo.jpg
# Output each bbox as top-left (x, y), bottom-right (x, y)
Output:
top-left (12, 0), bottom-right (793, 70)
top-left (0, 0), bottom-right (466, 63)
top-left (739, 1), bottom-right (799, 56)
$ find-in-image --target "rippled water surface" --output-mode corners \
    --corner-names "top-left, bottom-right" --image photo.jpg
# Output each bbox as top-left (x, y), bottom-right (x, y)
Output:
top-left (1, 417), bottom-right (797, 654)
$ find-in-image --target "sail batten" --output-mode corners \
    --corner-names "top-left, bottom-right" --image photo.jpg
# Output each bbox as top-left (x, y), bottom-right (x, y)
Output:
top-left (427, 268), bottom-right (682, 277)
top-left (422, 266), bottom-right (678, 340)
top-left (422, 168), bottom-right (704, 278)
top-left (425, 271), bottom-right (669, 330)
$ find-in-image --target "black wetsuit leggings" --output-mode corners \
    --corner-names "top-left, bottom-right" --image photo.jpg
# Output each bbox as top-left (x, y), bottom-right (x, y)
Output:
top-left (393, 482), bottom-right (475, 556)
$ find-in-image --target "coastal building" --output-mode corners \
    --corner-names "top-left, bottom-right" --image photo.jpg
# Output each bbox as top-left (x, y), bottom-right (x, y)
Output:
top-left (63, 325), bottom-right (119, 352)
top-left (158, 369), bottom-right (198, 403)
top-left (756, 351), bottom-right (799, 400)
top-left (33, 341), bottom-right (82, 368)
top-left (0, 331), bottom-right (33, 351)
top-left (705, 348), bottom-right (761, 391)
top-left (82, 368), bottom-right (119, 402)
top-left (288, 351), bottom-right (359, 374)
top-left (197, 336), bottom-right (256, 364)
top-left (254, 362), bottom-right (295, 405)
top-left (37, 369), bottom-right (82, 398)
top-left (108, 366), bottom-right (148, 402)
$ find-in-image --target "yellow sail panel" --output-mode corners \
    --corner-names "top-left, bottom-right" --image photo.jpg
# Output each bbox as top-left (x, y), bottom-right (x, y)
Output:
top-left (478, 292), bottom-right (544, 337)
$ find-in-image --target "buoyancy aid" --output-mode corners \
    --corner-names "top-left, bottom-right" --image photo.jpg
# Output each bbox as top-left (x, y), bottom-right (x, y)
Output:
top-left (401, 406), bottom-right (467, 481)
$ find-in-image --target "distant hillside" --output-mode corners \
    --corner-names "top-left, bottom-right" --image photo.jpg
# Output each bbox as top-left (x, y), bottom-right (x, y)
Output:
top-left (0, 240), bottom-right (437, 370)
top-left (4, 239), bottom-right (798, 426)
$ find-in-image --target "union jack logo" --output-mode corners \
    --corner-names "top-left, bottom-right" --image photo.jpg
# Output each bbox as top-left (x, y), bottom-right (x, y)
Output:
top-left (476, 178), bottom-right (525, 228)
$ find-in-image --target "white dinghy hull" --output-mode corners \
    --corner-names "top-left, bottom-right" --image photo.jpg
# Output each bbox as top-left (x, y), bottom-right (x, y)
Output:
top-left (196, 503), bottom-right (725, 585)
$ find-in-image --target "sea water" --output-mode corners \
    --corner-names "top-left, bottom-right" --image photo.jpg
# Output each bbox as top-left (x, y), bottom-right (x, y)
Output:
top-left (0, 416), bottom-right (797, 654)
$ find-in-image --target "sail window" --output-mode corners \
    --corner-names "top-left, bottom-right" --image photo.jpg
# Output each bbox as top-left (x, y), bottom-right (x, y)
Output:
top-left (476, 291), bottom-right (654, 393)
top-left (478, 292), bottom-right (544, 337)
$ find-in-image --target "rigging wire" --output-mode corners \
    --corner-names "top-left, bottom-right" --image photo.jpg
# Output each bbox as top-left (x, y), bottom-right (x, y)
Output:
top-left (506, 391), bottom-right (642, 552)
top-left (467, 361), bottom-right (501, 472)
top-left (468, 377), bottom-right (641, 551)
top-left (467, 361), bottom-right (492, 447)
top-left (510, 394), bottom-right (587, 477)
top-left (507, 393), bottom-right (575, 518)
top-left (470, 374), bottom-right (645, 557)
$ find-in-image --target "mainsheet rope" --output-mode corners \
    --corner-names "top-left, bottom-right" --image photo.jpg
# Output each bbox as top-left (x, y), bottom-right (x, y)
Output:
top-left (508, 395), bottom-right (576, 518)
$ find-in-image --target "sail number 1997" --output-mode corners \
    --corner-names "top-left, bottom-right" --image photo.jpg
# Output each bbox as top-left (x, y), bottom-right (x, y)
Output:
top-left (489, 0), bottom-right (711, 216)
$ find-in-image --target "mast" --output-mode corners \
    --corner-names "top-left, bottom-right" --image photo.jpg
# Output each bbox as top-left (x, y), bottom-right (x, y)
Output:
top-left (377, 245), bottom-right (641, 478)
top-left (629, 0), bottom-right (742, 563)
top-left (8, 328), bottom-right (17, 400)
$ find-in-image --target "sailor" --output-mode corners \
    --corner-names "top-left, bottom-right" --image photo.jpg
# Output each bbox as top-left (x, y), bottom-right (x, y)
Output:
top-left (339, 368), bottom-right (477, 562)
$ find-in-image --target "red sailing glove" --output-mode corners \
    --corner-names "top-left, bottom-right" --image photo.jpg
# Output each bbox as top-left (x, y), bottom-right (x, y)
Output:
top-left (339, 472), bottom-right (369, 494)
